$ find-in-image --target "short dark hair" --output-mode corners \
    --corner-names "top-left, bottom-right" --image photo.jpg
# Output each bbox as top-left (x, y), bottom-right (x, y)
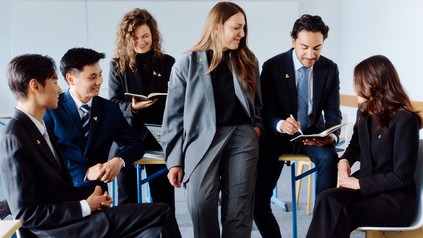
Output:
top-left (290, 14), bottom-right (329, 40)
top-left (7, 54), bottom-right (57, 100)
top-left (60, 47), bottom-right (105, 78)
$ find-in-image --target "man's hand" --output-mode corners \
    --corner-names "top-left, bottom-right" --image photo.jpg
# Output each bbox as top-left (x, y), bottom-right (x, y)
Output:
top-left (86, 163), bottom-right (106, 181)
top-left (281, 116), bottom-right (301, 135)
top-left (303, 136), bottom-right (335, 147)
top-left (100, 157), bottom-right (123, 183)
top-left (86, 186), bottom-right (114, 212)
top-left (167, 166), bottom-right (183, 188)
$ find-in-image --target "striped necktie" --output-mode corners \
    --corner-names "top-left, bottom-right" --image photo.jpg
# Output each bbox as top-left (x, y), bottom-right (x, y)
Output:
top-left (80, 104), bottom-right (90, 138)
top-left (298, 67), bottom-right (310, 130)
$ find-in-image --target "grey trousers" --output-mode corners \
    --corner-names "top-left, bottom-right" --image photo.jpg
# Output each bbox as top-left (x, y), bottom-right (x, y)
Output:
top-left (184, 124), bottom-right (259, 238)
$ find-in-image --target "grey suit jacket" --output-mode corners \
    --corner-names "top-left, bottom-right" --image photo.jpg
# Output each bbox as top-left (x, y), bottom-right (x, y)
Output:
top-left (161, 51), bottom-right (262, 182)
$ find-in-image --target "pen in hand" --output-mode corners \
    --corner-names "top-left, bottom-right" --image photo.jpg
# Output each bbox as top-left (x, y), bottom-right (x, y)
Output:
top-left (290, 114), bottom-right (303, 135)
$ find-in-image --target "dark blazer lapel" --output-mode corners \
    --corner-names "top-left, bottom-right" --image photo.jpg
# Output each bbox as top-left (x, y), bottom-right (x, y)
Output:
top-left (283, 50), bottom-right (298, 106)
top-left (196, 51), bottom-right (216, 119)
top-left (360, 116), bottom-right (373, 175)
top-left (311, 60), bottom-right (325, 119)
top-left (13, 110), bottom-right (64, 173)
top-left (48, 129), bottom-right (75, 182)
top-left (63, 91), bottom-right (85, 145)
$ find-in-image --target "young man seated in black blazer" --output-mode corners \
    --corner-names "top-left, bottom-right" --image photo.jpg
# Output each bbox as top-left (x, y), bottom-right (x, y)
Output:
top-left (0, 54), bottom-right (181, 238)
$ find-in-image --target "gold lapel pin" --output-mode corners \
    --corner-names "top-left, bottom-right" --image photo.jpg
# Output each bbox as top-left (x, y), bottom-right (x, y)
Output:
top-left (36, 139), bottom-right (41, 144)
top-left (285, 74), bottom-right (289, 79)
top-left (93, 117), bottom-right (98, 122)
top-left (378, 135), bottom-right (381, 139)
top-left (157, 73), bottom-right (162, 77)
top-left (153, 71), bottom-right (157, 76)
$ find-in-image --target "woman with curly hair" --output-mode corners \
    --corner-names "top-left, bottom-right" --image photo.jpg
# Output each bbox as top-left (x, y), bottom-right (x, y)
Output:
top-left (109, 8), bottom-right (175, 208)
top-left (307, 55), bottom-right (422, 238)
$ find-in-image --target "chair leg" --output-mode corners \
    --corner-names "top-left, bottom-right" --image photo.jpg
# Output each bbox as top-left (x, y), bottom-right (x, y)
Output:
top-left (295, 162), bottom-right (305, 205)
top-left (295, 161), bottom-right (314, 215)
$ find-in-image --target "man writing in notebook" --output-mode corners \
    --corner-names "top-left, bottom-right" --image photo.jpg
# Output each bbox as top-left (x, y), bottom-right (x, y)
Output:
top-left (254, 14), bottom-right (342, 238)
top-left (0, 54), bottom-right (181, 237)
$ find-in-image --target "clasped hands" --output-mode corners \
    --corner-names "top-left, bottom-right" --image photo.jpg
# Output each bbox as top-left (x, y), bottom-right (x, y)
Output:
top-left (86, 157), bottom-right (123, 183)
top-left (87, 185), bottom-right (113, 212)
top-left (281, 116), bottom-right (335, 146)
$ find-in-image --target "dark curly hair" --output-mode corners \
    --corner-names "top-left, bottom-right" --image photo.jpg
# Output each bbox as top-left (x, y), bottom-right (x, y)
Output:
top-left (290, 14), bottom-right (329, 40)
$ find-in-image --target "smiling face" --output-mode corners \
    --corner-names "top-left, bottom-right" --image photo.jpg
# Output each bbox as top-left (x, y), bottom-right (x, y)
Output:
top-left (67, 62), bottom-right (103, 103)
top-left (132, 24), bottom-right (152, 53)
top-left (217, 12), bottom-right (245, 51)
top-left (292, 30), bottom-right (324, 68)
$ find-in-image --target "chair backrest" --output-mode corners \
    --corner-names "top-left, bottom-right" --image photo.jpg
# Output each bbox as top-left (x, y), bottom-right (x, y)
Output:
top-left (409, 139), bottom-right (423, 228)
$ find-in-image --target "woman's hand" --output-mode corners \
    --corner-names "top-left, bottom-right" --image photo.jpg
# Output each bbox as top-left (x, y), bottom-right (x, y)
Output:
top-left (131, 97), bottom-right (158, 111)
top-left (167, 166), bottom-right (184, 188)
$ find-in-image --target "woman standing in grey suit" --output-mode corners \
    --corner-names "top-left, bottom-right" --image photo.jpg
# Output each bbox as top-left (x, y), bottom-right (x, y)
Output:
top-left (161, 2), bottom-right (262, 237)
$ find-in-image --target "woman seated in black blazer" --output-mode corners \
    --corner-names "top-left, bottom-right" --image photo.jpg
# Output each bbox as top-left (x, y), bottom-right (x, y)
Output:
top-left (307, 55), bottom-right (422, 238)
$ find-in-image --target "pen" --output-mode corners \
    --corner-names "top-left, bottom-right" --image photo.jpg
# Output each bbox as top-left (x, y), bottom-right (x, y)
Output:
top-left (290, 114), bottom-right (303, 135)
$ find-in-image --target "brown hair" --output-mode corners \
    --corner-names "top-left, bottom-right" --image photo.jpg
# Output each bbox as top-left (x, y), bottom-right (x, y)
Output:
top-left (191, 2), bottom-right (258, 94)
top-left (354, 55), bottom-right (422, 130)
top-left (112, 8), bottom-right (163, 75)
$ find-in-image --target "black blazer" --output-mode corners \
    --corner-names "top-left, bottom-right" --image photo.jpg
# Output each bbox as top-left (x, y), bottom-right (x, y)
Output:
top-left (260, 48), bottom-right (342, 150)
top-left (343, 110), bottom-right (420, 222)
top-left (0, 109), bottom-right (109, 236)
top-left (109, 54), bottom-right (175, 142)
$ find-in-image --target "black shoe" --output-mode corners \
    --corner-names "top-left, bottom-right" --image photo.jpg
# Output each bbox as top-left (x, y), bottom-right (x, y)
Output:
top-left (0, 199), bottom-right (11, 219)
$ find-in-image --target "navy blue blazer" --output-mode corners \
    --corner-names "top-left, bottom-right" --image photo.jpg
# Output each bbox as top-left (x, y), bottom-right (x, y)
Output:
top-left (260, 48), bottom-right (342, 147)
top-left (44, 91), bottom-right (144, 192)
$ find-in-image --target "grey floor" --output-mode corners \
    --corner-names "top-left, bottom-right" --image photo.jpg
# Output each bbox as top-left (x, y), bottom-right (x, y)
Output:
top-left (0, 165), bottom-right (365, 238)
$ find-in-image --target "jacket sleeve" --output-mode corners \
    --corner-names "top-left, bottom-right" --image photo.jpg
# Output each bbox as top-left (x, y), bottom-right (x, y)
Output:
top-left (108, 61), bottom-right (133, 118)
top-left (161, 58), bottom-right (187, 169)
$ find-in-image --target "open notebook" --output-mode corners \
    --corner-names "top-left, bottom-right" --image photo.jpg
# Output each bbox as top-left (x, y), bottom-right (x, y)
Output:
top-left (145, 124), bottom-right (164, 158)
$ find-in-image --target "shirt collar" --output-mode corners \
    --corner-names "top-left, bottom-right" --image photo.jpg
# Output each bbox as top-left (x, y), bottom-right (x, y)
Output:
top-left (69, 90), bottom-right (93, 109)
top-left (16, 106), bottom-right (46, 135)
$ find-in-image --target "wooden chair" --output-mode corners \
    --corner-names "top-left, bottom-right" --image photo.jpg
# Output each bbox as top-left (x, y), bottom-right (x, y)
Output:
top-left (133, 151), bottom-right (167, 203)
top-left (352, 139), bottom-right (423, 238)
top-left (278, 154), bottom-right (315, 238)
top-left (0, 220), bottom-right (21, 238)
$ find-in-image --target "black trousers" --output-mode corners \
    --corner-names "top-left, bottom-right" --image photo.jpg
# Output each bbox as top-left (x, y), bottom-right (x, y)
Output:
top-left (307, 187), bottom-right (415, 238)
top-left (118, 133), bottom-right (175, 211)
top-left (28, 203), bottom-right (181, 238)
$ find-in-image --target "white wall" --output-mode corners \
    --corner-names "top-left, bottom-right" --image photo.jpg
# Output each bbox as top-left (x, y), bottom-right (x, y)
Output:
top-left (1, 0), bottom-right (423, 137)
top-left (0, 0), bottom-right (297, 114)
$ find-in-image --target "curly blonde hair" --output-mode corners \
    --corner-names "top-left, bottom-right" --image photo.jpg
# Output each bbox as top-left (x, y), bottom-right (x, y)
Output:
top-left (112, 8), bottom-right (163, 75)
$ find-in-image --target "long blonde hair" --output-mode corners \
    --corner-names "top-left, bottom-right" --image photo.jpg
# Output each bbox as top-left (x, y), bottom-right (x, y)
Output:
top-left (191, 2), bottom-right (258, 94)
top-left (112, 8), bottom-right (163, 75)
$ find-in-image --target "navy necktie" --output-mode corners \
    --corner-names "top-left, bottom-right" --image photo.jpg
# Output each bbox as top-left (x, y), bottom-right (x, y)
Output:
top-left (298, 67), bottom-right (309, 130)
top-left (80, 104), bottom-right (90, 138)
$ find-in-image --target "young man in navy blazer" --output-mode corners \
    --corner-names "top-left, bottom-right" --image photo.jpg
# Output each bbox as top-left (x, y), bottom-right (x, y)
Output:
top-left (0, 54), bottom-right (181, 237)
top-left (44, 48), bottom-right (143, 195)
top-left (254, 14), bottom-right (342, 238)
